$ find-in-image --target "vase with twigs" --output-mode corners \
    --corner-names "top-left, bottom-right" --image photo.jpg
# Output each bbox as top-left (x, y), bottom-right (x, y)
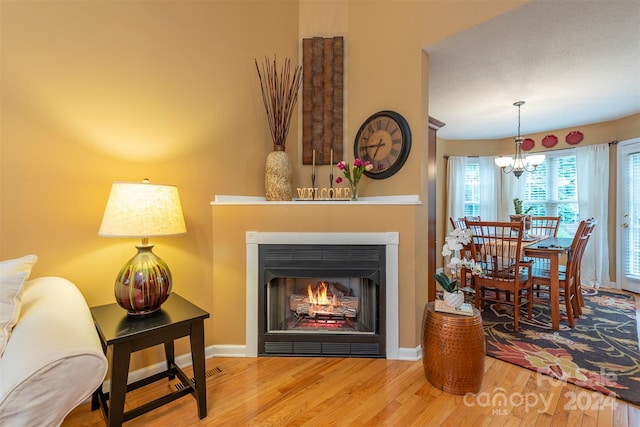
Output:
top-left (255, 56), bottom-right (303, 201)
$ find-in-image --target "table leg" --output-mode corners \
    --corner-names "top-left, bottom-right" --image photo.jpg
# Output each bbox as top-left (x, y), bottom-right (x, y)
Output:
top-left (190, 320), bottom-right (207, 419)
top-left (108, 342), bottom-right (132, 427)
top-left (550, 254), bottom-right (560, 330)
top-left (164, 340), bottom-right (175, 380)
top-left (91, 328), bottom-right (108, 413)
top-left (91, 388), bottom-right (100, 411)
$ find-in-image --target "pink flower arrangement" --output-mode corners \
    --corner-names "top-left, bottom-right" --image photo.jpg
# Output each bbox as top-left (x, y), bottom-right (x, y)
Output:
top-left (335, 158), bottom-right (372, 199)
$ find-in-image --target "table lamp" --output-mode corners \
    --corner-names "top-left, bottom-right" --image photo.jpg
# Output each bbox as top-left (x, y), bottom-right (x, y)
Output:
top-left (99, 179), bottom-right (187, 315)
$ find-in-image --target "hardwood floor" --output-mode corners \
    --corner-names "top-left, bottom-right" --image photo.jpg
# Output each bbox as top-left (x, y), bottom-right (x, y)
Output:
top-left (64, 356), bottom-right (640, 426)
top-left (64, 291), bottom-right (640, 427)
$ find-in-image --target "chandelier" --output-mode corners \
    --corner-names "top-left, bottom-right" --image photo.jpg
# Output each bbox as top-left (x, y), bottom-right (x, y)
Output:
top-left (494, 101), bottom-right (545, 178)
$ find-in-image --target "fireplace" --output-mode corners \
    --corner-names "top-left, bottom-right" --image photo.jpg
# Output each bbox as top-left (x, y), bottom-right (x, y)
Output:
top-left (245, 231), bottom-right (400, 359)
top-left (259, 244), bottom-right (385, 357)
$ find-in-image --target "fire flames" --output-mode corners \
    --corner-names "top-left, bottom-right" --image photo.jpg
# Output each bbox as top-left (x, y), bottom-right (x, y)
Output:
top-left (290, 281), bottom-right (359, 323)
top-left (307, 282), bottom-right (336, 306)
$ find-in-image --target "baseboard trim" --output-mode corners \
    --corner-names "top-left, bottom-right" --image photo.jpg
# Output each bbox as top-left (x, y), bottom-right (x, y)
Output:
top-left (209, 344), bottom-right (247, 357)
top-left (398, 346), bottom-right (422, 361)
top-left (99, 343), bottom-right (421, 393)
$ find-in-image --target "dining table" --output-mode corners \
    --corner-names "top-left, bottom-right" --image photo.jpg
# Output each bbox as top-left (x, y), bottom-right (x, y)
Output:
top-left (523, 236), bottom-right (574, 330)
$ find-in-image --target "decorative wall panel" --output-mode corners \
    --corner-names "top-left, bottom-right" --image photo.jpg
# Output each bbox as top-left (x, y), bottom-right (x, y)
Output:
top-left (302, 36), bottom-right (344, 165)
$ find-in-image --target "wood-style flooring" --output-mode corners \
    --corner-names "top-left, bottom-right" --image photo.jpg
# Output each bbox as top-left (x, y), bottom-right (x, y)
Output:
top-left (64, 292), bottom-right (640, 427)
top-left (64, 355), bottom-right (640, 427)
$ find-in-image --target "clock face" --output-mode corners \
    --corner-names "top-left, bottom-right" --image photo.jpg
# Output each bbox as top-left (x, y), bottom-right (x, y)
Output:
top-left (354, 111), bottom-right (411, 179)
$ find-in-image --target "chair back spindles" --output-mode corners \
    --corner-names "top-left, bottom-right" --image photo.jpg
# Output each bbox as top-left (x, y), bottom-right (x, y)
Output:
top-left (529, 216), bottom-right (561, 237)
top-left (450, 216), bottom-right (481, 231)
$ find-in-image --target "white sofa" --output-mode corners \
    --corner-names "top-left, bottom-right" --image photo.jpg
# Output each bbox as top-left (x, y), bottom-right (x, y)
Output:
top-left (0, 275), bottom-right (108, 426)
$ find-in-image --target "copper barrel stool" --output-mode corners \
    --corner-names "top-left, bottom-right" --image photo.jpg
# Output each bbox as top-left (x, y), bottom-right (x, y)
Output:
top-left (421, 301), bottom-right (485, 394)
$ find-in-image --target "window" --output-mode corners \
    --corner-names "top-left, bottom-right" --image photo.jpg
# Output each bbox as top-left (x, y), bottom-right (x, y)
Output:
top-left (461, 151), bottom-right (579, 237)
top-left (522, 150), bottom-right (579, 237)
top-left (464, 158), bottom-right (480, 217)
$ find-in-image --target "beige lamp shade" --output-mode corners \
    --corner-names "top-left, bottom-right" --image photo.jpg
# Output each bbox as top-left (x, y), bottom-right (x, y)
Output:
top-left (99, 181), bottom-right (186, 238)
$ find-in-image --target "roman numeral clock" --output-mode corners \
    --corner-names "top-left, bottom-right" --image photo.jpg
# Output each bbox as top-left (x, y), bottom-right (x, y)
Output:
top-left (354, 110), bottom-right (412, 179)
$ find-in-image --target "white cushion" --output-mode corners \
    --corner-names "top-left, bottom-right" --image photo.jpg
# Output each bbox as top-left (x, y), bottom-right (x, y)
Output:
top-left (0, 276), bottom-right (108, 426)
top-left (0, 255), bottom-right (37, 356)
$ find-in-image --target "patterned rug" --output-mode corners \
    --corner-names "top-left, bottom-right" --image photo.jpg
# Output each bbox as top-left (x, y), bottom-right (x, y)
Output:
top-left (480, 289), bottom-right (640, 406)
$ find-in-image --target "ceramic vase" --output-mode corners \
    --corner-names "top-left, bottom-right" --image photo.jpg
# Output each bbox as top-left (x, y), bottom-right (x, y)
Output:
top-left (443, 290), bottom-right (465, 309)
top-left (265, 147), bottom-right (293, 201)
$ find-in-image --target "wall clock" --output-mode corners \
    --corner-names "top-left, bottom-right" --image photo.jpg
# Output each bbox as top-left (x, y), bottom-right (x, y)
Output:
top-left (354, 110), bottom-right (412, 179)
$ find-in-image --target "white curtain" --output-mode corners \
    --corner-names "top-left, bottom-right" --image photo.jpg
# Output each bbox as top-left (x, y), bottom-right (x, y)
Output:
top-left (478, 156), bottom-right (499, 220)
top-left (445, 156), bottom-right (467, 231)
top-left (497, 165), bottom-right (526, 221)
top-left (576, 143), bottom-right (611, 288)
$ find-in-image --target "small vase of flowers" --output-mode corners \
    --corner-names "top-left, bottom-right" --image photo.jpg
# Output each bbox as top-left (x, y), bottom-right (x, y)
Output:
top-left (433, 228), bottom-right (482, 308)
top-left (335, 158), bottom-right (372, 200)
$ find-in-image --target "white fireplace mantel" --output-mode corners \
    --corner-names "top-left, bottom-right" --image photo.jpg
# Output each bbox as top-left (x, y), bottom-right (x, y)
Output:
top-left (212, 194), bottom-right (421, 205)
top-left (246, 231), bottom-right (400, 359)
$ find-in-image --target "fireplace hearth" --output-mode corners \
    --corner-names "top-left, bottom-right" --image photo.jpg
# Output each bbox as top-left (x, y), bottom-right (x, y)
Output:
top-left (259, 244), bottom-right (386, 357)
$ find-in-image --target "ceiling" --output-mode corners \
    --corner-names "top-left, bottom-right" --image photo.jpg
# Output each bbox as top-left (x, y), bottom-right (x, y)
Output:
top-left (425, 0), bottom-right (640, 141)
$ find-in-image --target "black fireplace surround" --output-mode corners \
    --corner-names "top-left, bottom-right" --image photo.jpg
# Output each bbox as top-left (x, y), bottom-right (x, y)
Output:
top-left (258, 244), bottom-right (386, 357)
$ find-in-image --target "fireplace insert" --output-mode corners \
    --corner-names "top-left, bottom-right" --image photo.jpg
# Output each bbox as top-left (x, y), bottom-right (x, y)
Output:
top-left (258, 244), bottom-right (386, 357)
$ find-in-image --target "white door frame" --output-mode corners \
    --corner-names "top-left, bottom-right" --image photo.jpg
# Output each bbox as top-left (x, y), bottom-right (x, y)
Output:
top-left (616, 138), bottom-right (640, 293)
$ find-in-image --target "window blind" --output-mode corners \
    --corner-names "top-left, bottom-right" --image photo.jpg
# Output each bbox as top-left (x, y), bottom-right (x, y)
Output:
top-left (523, 151), bottom-right (578, 238)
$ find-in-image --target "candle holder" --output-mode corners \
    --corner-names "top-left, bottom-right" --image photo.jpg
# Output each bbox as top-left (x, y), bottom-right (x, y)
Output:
top-left (330, 148), bottom-right (334, 189)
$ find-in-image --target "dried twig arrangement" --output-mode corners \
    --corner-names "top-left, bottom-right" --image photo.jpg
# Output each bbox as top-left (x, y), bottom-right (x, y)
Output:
top-left (255, 56), bottom-right (303, 149)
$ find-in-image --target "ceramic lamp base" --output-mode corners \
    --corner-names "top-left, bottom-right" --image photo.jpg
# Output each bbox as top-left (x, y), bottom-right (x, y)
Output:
top-left (114, 244), bottom-right (172, 315)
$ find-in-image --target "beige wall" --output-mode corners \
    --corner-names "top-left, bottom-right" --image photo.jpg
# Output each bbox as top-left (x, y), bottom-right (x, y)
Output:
top-left (1, 0), bottom-right (301, 369)
top-left (2, 0), bottom-right (533, 366)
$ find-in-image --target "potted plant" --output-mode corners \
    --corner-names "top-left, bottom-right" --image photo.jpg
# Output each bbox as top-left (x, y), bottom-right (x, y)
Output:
top-left (432, 228), bottom-right (481, 308)
top-left (510, 197), bottom-right (532, 232)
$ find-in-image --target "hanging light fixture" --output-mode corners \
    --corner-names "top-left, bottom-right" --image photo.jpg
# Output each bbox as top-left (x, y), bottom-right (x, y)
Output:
top-left (494, 101), bottom-right (545, 178)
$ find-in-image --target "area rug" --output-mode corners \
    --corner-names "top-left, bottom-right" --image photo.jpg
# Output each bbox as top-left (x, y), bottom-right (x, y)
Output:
top-left (480, 289), bottom-right (640, 406)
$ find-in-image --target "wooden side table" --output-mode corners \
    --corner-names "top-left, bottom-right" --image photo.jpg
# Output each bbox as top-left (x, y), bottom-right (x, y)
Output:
top-left (421, 301), bottom-right (485, 395)
top-left (90, 293), bottom-right (209, 426)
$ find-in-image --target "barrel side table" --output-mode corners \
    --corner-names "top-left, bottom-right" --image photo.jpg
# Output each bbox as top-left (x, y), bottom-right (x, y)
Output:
top-left (421, 301), bottom-right (485, 394)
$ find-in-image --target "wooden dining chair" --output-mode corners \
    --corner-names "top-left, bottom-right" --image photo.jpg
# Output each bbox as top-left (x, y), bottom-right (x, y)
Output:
top-left (567, 218), bottom-right (597, 313)
top-left (530, 218), bottom-right (597, 326)
top-left (449, 215), bottom-right (480, 231)
top-left (527, 216), bottom-right (561, 297)
top-left (529, 216), bottom-right (561, 237)
top-left (447, 216), bottom-right (481, 297)
top-left (450, 217), bottom-right (466, 230)
top-left (464, 221), bottom-right (533, 332)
